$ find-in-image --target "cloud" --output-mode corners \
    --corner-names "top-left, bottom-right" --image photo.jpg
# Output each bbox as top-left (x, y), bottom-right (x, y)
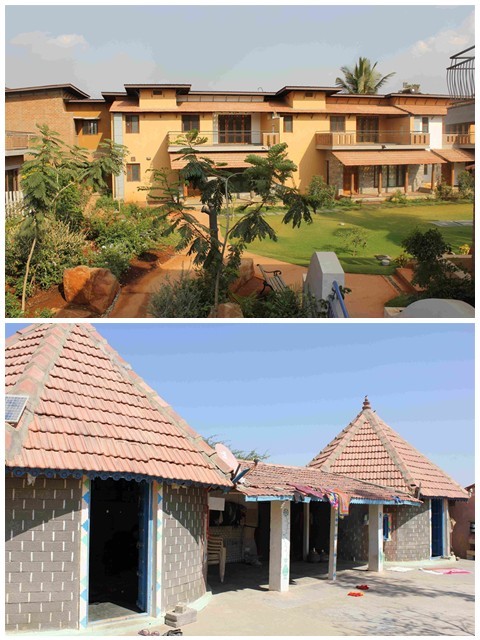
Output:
top-left (10, 30), bottom-right (88, 61)
top-left (48, 34), bottom-right (87, 49)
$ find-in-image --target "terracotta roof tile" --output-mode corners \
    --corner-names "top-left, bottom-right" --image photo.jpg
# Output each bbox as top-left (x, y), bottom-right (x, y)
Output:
top-left (170, 151), bottom-right (265, 169)
top-left (432, 149), bottom-right (475, 163)
top-left (5, 324), bottom-right (231, 488)
top-left (324, 104), bottom-right (404, 115)
top-left (332, 150), bottom-right (447, 167)
top-left (308, 399), bottom-right (468, 500)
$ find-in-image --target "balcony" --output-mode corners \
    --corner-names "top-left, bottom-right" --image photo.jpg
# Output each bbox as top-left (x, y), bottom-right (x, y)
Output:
top-left (6, 131), bottom-right (36, 153)
top-left (315, 130), bottom-right (430, 148)
top-left (168, 130), bottom-right (280, 151)
top-left (443, 133), bottom-right (475, 148)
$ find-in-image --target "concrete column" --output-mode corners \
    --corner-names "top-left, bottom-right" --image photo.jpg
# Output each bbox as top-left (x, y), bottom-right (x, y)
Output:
top-left (404, 165), bottom-right (409, 193)
top-left (431, 163), bottom-right (436, 193)
top-left (368, 504), bottom-right (384, 572)
top-left (444, 498), bottom-right (451, 556)
top-left (328, 505), bottom-right (339, 581)
top-left (303, 502), bottom-right (310, 560)
top-left (269, 501), bottom-right (291, 592)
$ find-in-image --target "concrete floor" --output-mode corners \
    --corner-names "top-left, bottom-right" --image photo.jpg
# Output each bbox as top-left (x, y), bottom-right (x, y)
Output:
top-left (54, 559), bottom-right (474, 636)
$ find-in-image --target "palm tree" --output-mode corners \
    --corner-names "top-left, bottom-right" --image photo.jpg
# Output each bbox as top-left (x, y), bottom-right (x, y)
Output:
top-left (335, 57), bottom-right (395, 94)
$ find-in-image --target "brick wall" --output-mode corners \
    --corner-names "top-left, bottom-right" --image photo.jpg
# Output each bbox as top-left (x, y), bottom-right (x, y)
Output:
top-left (384, 501), bottom-right (431, 561)
top-left (338, 504), bottom-right (369, 561)
top-left (6, 91), bottom-right (77, 146)
top-left (162, 485), bottom-right (207, 611)
top-left (5, 474), bottom-right (82, 631)
top-left (209, 526), bottom-right (244, 562)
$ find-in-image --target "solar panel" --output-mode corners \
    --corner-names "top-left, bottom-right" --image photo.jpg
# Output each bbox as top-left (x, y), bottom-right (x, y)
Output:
top-left (5, 395), bottom-right (29, 423)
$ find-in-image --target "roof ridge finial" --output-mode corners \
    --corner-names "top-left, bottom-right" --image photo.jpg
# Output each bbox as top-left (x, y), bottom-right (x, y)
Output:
top-left (362, 395), bottom-right (371, 411)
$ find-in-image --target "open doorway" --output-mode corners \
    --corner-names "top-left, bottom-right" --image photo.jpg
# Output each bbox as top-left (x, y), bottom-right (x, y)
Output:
top-left (88, 478), bottom-right (151, 622)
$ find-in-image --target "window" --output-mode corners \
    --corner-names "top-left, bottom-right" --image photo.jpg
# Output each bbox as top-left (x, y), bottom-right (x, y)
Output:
top-left (5, 168), bottom-right (19, 192)
top-left (330, 116), bottom-right (345, 133)
top-left (424, 164), bottom-right (429, 176)
top-left (126, 163), bottom-right (141, 182)
top-left (182, 114), bottom-right (200, 132)
top-left (218, 114), bottom-right (251, 143)
top-left (152, 89), bottom-right (163, 96)
top-left (386, 165), bottom-right (406, 188)
top-left (383, 514), bottom-right (392, 541)
top-left (305, 91), bottom-right (314, 98)
top-left (126, 115), bottom-right (139, 134)
top-left (283, 115), bottom-right (293, 133)
top-left (82, 120), bottom-right (98, 135)
top-left (357, 116), bottom-right (379, 143)
top-left (421, 117), bottom-right (429, 134)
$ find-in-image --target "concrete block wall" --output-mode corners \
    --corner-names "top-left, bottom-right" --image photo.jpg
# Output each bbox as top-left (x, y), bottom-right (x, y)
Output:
top-left (209, 526), bottom-right (244, 563)
top-left (384, 501), bottom-right (431, 561)
top-left (338, 504), bottom-right (369, 561)
top-left (5, 474), bottom-right (82, 631)
top-left (162, 485), bottom-right (207, 611)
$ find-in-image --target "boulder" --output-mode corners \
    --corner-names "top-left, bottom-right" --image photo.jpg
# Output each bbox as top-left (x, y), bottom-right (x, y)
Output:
top-left (229, 258), bottom-right (255, 293)
top-left (209, 303), bottom-right (243, 318)
top-left (63, 266), bottom-right (120, 314)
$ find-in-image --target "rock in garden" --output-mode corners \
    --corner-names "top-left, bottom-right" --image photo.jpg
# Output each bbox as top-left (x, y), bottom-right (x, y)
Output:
top-left (63, 266), bottom-right (120, 314)
top-left (209, 303), bottom-right (244, 318)
top-left (229, 258), bottom-right (255, 293)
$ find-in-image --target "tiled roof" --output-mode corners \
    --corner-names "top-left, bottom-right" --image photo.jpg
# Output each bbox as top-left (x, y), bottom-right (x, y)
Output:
top-left (432, 148), bottom-right (475, 163)
top-left (109, 99), bottom-right (285, 113)
top-left (5, 324), bottom-right (232, 488)
top-left (235, 460), bottom-right (421, 504)
top-left (170, 151), bottom-right (267, 169)
top-left (395, 105), bottom-right (448, 115)
top-left (324, 104), bottom-right (404, 115)
top-left (308, 398), bottom-right (468, 500)
top-left (332, 150), bottom-right (447, 167)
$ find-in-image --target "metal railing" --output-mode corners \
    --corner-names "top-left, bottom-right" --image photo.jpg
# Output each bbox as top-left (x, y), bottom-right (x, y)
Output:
top-left (447, 45), bottom-right (475, 99)
top-left (327, 281), bottom-right (349, 318)
top-left (443, 132), bottom-right (475, 146)
top-left (168, 131), bottom-right (280, 147)
top-left (316, 131), bottom-right (430, 146)
top-left (6, 131), bottom-right (37, 150)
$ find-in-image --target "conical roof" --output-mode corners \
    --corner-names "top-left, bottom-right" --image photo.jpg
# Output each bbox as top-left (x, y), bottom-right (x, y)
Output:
top-left (5, 324), bottom-right (232, 488)
top-left (308, 397), bottom-right (468, 500)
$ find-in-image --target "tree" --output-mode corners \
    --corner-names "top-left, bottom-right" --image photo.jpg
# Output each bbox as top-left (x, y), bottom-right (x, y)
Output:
top-left (335, 57), bottom-right (395, 94)
top-left (18, 124), bottom-right (127, 311)
top-left (205, 435), bottom-right (269, 462)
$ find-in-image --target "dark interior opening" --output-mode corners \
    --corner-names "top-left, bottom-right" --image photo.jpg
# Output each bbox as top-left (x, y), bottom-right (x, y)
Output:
top-left (88, 478), bottom-right (144, 619)
top-left (310, 502), bottom-right (331, 555)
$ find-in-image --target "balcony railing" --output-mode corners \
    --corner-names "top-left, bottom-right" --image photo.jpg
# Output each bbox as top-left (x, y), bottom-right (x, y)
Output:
top-left (315, 131), bottom-right (430, 147)
top-left (6, 131), bottom-right (37, 150)
top-left (168, 131), bottom-right (280, 147)
top-left (443, 133), bottom-right (475, 146)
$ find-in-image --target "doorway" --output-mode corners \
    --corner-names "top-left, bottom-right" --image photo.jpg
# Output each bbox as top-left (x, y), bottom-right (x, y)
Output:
top-left (88, 478), bottom-right (151, 622)
top-left (343, 167), bottom-right (359, 195)
top-left (431, 499), bottom-right (444, 557)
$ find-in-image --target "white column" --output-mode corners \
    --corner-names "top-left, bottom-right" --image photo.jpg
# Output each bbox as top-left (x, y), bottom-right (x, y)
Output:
top-left (444, 498), bottom-right (450, 557)
top-left (269, 501), bottom-right (290, 592)
top-left (368, 504), bottom-right (384, 572)
top-left (303, 502), bottom-right (310, 560)
top-left (328, 505), bottom-right (339, 581)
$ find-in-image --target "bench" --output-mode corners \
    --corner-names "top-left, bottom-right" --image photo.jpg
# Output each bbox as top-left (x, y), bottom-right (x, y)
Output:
top-left (207, 535), bottom-right (227, 583)
top-left (257, 264), bottom-right (288, 294)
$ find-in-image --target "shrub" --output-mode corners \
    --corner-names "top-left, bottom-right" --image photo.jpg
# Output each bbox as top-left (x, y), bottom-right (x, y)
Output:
top-left (91, 242), bottom-right (133, 280)
top-left (307, 176), bottom-right (336, 212)
top-left (435, 181), bottom-right (459, 201)
top-left (459, 244), bottom-right (471, 255)
top-left (395, 253), bottom-right (411, 267)
top-left (55, 184), bottom-right (85, 231)
top-left (336, 226), bottom-right (369, 256)
top-left (457, 170), bottom-right (474, 199)
top-left (387, 189), bottom-right (407, 205)
top-left (149, 271), bottom-right (213, 318)
top-left (5, 291), bottom-right (24, 318)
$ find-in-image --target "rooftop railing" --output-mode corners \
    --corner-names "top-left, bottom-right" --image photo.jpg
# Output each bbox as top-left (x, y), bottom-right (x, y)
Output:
top-left (168, 131), bottom-right (280, 147)
top-left (315, 131), bottom-right (431, 146)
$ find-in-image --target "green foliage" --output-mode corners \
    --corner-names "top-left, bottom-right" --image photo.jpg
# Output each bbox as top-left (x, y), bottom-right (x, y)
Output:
top-left (239, 288), bottom-right (327, 318)
top-left (5, 291), bottom-right (24, 318)
top-left (34, 308), bottom-right (55, 318)
top-left (457, 170), bottom-right (474, 199)
top-left (435, 181), bottom-right (460, 201)
top-left (395, 252), bottom-right (411, 267)
top-left (281, 190), bottom-right (313, 228)
top-left (91, 242), bottom-right (133, 280)
top-left (387, 189), bottom-right (408, 205)
top-left (336, 57), bottom-right (395, 94)
top-left (55, 184), bottom-right (85, 231)
top-left (243, 143), bottom-right (297, 206)
top-left (307, 175), bottom-right (336, 211)
top-left (204, 435), bottom-right (269, 462)
top-left (459, 244), bottom-right (471, 255)
top-left (149, 271), bottom-right (214, 318)
top-left (336, 225), bottom-right (369, 256)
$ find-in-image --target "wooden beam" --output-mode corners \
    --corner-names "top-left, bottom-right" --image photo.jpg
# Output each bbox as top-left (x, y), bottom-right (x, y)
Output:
top-left (404, 165), bottom-right (409, 194)
top-left (328, 505), bottom-right (339, 581)
top-left (431, 163), bottom-right (436, 193)
top-left (303, 502), bottom-right (310, 561)
top-left (378, 167), bottom-right (383, 195)
top-left (351, 169), bottom-right (355, 195)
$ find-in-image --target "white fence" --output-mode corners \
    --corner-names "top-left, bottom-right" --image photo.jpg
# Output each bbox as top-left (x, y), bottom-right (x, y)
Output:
top-left (5, 191), bottom-right (24, 217)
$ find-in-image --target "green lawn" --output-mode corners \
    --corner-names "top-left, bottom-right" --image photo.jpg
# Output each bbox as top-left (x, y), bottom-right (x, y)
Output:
top-left (229, 201), bottom-right (473, 275)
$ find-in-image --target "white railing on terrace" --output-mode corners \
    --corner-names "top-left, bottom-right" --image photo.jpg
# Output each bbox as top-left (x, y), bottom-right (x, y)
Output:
top-left (6, 131), bottom-right (37, 150)
top-left (5, 191), bottom-right (24, 217)
top-left (168, 131), bottom-right (280, 147)
top-left (315, 131), bottom-right (431, 146)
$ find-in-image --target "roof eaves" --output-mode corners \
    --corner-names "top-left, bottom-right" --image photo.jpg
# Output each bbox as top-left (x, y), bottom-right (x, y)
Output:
top-left (5, 84), bottom-right (90, 99)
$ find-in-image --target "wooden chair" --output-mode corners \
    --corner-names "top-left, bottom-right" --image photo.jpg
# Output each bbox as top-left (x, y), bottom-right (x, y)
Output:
top-left (207, 535), bottom-right (227, 583)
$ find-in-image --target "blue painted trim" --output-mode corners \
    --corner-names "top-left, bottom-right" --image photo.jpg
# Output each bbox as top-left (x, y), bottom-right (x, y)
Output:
top-left (244, 495), bottom-right (419, 506)
top-left (147, 483), bottom-right (154, 615)
top-left (5, 467), bottom-right (230, 490)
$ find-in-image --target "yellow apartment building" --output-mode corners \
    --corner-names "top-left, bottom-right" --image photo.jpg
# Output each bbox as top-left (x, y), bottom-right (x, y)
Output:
top-left (5, 83), bottom-right (475, 205)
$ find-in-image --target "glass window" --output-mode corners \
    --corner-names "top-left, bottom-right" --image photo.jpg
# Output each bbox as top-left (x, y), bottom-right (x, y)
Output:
top-left (126, 115), bottom-right (139, 134)
top-left (82, 120), bottom-right (98, 135)
top-left (283, 115), bottom-right (293, 133)
top-left (383, 514), bottom-right (392, 541)
top-left (422, 117), bottom-right (429, 134)
top-left (126, 163), bottom-right (141, 182)
top-left (182, 115), bottom-right (200, 132)
top-left (330, 116), bottom-right (345, 133)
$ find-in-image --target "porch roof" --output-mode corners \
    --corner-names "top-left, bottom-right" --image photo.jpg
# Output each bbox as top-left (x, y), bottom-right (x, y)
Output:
top-left (332, 150), bottom-right (447, 167)
top-left (5, 324), bottom-right (233, 488)
top-left (109, 99), bottom-right (285, 113)
top-left (170, 150), bottom-right (267, 169)
top-left (324, 104), bottom-right (404, 115)
top-left (234, 460), bottom-right (421, 505)
top-left (431, 148), bottom-right (475, 163)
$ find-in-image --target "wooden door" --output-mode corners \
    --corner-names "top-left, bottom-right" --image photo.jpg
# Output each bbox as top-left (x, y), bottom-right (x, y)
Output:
top-left (343, 167), bottom-right (359, 194)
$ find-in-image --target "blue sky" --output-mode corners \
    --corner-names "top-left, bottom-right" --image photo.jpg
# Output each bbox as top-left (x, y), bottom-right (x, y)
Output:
top-left (5, 322), bottom-right (474, 486)
top-left (5, 5), bottom-right (474, 97)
